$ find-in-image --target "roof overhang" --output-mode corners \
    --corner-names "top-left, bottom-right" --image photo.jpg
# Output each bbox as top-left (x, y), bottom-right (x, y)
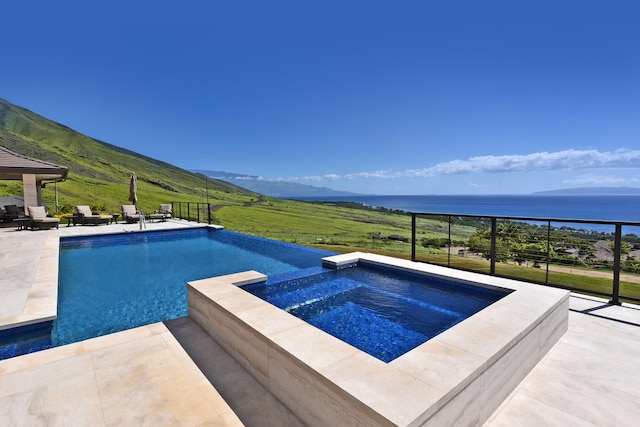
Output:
top-left (0, 145), bottom-right (68, 181)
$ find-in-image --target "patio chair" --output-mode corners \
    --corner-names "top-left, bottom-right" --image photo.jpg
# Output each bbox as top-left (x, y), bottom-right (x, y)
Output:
top-left (121, 205), bottom-right (141, 223)
top-left (75, 205), bottom-right (112, 225)
top-left (26, 206), bottom-right (60, 230)
top-left (148, 204), bottom-right (172, 222)
top-left (3, 205), bottom-right (21, 222)
top-left (158, 204), bottom-right (172, 218)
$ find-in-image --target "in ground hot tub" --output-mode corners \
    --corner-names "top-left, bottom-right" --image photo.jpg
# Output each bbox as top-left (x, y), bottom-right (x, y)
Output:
top-left (188, 252), bottom-right (569, 426)
top-left (243, 262), bottom-right (512, 363)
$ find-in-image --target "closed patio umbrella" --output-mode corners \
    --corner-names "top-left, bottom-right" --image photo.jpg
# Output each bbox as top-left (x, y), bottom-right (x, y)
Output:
top-left (129, 172), bottom-right (138, 206)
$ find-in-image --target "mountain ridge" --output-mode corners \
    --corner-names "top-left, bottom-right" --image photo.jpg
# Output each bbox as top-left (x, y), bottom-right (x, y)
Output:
top-left (0, 98), bottom-right (256, 211)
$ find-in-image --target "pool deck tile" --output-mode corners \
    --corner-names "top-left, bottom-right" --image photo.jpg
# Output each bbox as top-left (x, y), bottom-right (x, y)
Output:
top-left (0, 231), bottom-right (56, 330)
top-left (0, 323), bottom-right (243, 426)
top-left (484, 296), bottom-right (640, 427)
top-left (2, 222), bottom-right (640, 425)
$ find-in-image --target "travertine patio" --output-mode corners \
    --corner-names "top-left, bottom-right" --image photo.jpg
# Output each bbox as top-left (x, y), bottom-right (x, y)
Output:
top-left (1, 219), bottom-right (639, 426)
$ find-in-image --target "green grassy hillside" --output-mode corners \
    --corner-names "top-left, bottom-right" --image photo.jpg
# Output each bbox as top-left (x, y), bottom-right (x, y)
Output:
top-left (0, 98), bottom-right (257, 213)
top-left (0, 98), bottom-right (581, 267)
top-left (0, 97), bottom-right (466, 254)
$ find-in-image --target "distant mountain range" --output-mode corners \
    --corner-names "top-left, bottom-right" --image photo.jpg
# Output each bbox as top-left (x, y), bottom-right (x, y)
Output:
top-left (191, 170), bottom-right (361, 197)
top-left (532, 187), bottom-right (640, 196)
top-left (190, 171), bottom-right (640, 198)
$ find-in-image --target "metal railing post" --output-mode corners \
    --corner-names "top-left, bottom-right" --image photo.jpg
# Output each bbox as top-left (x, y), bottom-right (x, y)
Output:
top-left (197, 203), bottom-right (201, 223)
top-left (207, 203), bottom-right (211, 224)
top-left (611, 223), bottom-right (622, 305)
top-left (545, 221), bottom-right (551, 284)
top-left (490, 218), bottom-right (497, 274)
top-left (447, 216), bottom-right (452, 267)
top-left (411, 214), bottom-right (416, 261)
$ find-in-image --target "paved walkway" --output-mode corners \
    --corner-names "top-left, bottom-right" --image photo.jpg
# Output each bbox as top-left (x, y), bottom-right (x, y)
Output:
top-left (1, 221), bottom-right (639, 425)
top-left (485, 295), bottom-right (640, 426)
top-left (0, 322), bottom-right (244, 426)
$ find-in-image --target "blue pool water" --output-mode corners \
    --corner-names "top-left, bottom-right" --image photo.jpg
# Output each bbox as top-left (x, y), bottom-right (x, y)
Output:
top-left (54, 228), bottom-right (334, 346)
top-left (244, 263), bottom-right (511, 362)
top-left (0, 228), bottom-right (334, 359)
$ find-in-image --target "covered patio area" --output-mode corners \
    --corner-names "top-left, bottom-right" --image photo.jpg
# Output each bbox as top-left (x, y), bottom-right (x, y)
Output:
top-left (0, 145), bottom-right (68, 214)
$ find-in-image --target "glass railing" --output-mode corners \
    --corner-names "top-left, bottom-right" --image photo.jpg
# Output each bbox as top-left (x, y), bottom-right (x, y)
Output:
top-left (410, 213), bottom-right (640, 305)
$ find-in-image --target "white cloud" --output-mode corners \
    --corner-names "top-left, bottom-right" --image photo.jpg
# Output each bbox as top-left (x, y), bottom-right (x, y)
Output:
top-left (232, 175), bottom-right (264, 181)
top-left (409, 149), bottom-right (640, 177)
top-left (279, 171), bottom-right (398, 182)
top-left (266, 149), bottom-right (640, 182)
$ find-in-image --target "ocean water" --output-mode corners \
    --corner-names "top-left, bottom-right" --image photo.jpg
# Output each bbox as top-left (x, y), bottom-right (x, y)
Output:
top-left (291, 195), bottom-right (640, 223)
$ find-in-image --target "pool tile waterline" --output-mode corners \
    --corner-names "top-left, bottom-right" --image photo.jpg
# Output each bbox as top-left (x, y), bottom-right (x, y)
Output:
top-left (188, 252), bottom-right (569, 426)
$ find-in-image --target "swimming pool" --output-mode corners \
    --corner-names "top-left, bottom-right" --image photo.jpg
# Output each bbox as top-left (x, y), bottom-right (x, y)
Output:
top-left (0, 228), bottom-right (334, 358)
top-left (244, 264), bottom-right (511, 362)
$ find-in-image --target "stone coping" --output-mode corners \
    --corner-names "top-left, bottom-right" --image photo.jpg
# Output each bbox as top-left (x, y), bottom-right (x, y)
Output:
top-left (188, 253), bottom-right (569, 426)
top-left (0, 234), bottom-right (59, 331)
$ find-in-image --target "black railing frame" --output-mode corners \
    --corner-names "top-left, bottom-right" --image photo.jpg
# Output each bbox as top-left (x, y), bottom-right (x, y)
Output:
top-left (172, 201), bottom-right (212, 225)
top-left (410, 212), bottom-right (640, 306)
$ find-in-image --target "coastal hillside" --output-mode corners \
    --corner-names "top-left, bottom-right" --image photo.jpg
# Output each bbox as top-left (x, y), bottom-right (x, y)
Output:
top-left (0, 98), bottom-right (452, 257)
top-left (0, 98), bottom-right (256, 212)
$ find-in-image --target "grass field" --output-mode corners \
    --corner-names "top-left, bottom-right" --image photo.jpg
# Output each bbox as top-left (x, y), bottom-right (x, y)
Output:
top-left (209, 199), bottom-right (640, 302)
top-left (412, 252), bottom-right (640, 302)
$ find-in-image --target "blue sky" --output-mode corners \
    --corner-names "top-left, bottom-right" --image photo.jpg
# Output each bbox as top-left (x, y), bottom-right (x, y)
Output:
top-left (2, 1), bottom-right (640, 195)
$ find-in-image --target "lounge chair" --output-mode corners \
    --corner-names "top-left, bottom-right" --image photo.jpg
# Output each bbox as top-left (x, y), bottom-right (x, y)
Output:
top-left (75, 206), bottom-right (112, 225)
top-left (3, 205), bottom-right (21, 222)
top-left (121, 205), bottom-right (140, 223)
top-left (26, 206), bottom-right (60, 230)
top-left (148, 204), bottom-right (172, 222)
top-left (158, 204), bottom-right (172, 218)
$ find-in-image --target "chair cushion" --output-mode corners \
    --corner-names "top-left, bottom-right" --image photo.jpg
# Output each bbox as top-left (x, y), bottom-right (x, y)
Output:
top-left (27, 206), bottom-right (47, 219)
top-left (122, 205), bottom-right (137, 216)
top-left (32, 217), bottom-right (60, 223)
top-left (76, 205), bottom-right (94, 217)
